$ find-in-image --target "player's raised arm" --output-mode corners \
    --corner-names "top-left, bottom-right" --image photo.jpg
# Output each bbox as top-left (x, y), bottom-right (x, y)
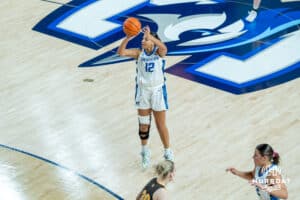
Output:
top-left (117, 36), bottom-right (140, 59)
top-left (143, 26), bottom-right (167, 57)
top-left (118, 17), bottom-right (142, 59)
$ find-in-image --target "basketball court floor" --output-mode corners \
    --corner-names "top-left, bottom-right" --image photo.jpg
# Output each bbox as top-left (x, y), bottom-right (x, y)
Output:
top-left (1, 0), bottom-right (300, 199)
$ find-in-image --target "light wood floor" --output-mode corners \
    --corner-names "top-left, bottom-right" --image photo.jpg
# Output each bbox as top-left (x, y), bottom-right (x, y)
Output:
top-left (0, 1), bottom-right (299, 199)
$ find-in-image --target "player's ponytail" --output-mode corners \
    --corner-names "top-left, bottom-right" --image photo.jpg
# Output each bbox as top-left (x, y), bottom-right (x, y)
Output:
top-left (272, 151), bottom-right (280, 165)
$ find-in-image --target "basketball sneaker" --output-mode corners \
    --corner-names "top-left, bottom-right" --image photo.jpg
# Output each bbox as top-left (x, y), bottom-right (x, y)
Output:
top-left (164, 149), bottom-right (174, 161)
top-left (141, 149), bottom-right (151, 169)
top-left (245, 10), bottom-right (257, 22)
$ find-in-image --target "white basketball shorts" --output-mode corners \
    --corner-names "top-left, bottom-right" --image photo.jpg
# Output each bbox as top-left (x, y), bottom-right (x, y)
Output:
top-left (135, 84), bottom-right (168, 111)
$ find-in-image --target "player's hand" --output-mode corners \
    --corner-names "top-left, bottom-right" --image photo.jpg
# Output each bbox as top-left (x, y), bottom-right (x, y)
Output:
top-left (226, 167), bottom-right (238, 175)
top-left (142, 26), bottom-right (151, 38)
top-left (125, 34), bottom-right (136, 40)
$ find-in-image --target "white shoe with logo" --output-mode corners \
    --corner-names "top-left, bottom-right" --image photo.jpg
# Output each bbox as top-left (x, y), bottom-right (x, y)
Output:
top-left (141, 149), bottom-right (151, 169)
top-left (246, 10), bottom-right (258, 22)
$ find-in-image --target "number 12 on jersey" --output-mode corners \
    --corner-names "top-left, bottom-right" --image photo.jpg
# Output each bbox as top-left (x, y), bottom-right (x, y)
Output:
top-left (145, 62), bottom-right (154, 72)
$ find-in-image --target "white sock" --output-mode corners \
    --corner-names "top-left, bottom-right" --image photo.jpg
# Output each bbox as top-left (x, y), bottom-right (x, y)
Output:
top-left (164, 148), bottom-right (171, 153)
top-left (142, 145), bottom-right (148, 153)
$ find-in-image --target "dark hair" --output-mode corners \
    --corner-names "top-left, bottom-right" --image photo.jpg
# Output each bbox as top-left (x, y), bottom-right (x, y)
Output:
top-left (150, 31), bottom-right (160, 40)
top-left (256, 144), bottom-right (280, 165)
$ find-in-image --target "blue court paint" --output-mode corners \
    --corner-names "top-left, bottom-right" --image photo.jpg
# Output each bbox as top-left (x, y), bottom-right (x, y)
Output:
top-left (34, 0), bottom-right (300, 94)
top-left (0, 143), bottom-right (124, 200)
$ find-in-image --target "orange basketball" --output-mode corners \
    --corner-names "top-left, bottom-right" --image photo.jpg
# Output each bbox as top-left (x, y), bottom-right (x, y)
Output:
top-left (123, 17), bottom-right (141, 37)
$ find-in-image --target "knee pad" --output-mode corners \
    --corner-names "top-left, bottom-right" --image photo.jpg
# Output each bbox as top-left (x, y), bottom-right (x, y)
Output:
top-left (139, 130), bottom-right (150, 140)
top-left (138, 115), bottom-right (151, 125)
top-left (138, 115), bottom-right (151, 140)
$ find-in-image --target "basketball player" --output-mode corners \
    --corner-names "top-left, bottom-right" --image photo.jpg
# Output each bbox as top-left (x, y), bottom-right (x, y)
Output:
top-left (117, 25), bottom-right (174, 169)
top-left (226, 144), bottom-right (288, 200)
top-left (246, 0), bottom-right (262, 22)
top-left (136, 160), bottom-right (175, 200)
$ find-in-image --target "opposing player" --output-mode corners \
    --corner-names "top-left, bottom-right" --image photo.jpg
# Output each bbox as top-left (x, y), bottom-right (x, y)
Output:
top-left (117, 25), bottom-right (174, 169)
top-left (136, 160), bottom-right (175, 200)
top-left (226, 144), bottom-right (288, 200)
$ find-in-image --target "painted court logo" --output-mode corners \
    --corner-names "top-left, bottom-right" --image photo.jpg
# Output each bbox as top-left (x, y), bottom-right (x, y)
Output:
top-left (33, 0), bottom-right (300, 94)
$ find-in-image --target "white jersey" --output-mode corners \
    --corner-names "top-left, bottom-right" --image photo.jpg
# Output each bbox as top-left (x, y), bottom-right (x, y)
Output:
top-left (254, 165), bottom-right (280, 200)
top-left (136, 47), bottom-right (166, 88)
top-left (134, 47), bottom-right (168, 111)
